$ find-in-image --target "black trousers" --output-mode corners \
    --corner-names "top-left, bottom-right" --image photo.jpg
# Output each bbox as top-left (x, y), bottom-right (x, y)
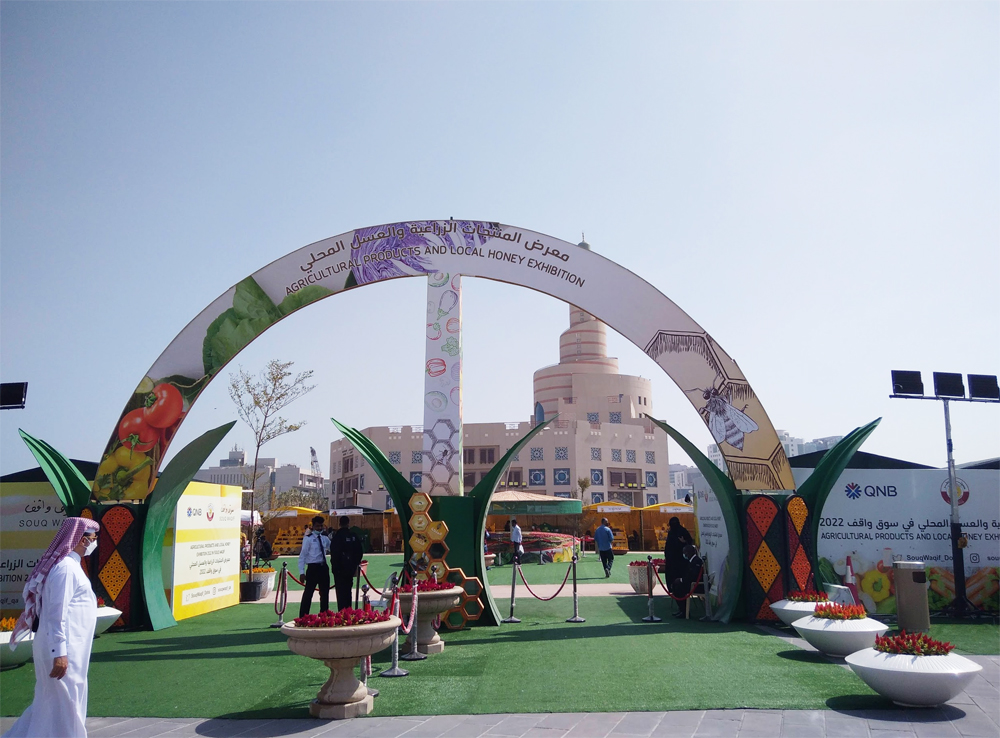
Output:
top-left (599, 549), bottom-right (614, 573)
top-left (299, 563), bottom-right (330, 617)
top-left (333, 569), bottom-right (355, 611)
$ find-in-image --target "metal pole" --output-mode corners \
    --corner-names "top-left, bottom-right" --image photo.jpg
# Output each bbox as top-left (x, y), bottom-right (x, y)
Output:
top-left (566, 553), bottom-right (585, 623)
top-left (399, 570), bottom-right (426, 661)
top-left (380, 574), bottom-right (409, 677)
top-left (354, 563), bottom-right (362, 610)
top-left (502, 560), bottom-right (521, 623)
top-left (943, 399), bottom-right (969, 615)
top-left (642, 555), bottom-right (661, 622)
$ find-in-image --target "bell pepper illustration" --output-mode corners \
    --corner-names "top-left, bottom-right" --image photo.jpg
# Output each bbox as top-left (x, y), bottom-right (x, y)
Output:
top-left (861, 569), bottom-right (892, 603)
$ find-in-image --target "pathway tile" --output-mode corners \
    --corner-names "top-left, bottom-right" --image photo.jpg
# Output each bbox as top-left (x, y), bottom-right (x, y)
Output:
top-left (610, 712), bottom-right (665, 735)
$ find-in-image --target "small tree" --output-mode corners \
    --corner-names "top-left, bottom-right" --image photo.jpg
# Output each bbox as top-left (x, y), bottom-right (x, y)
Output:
top-left (577, 476), bottom-right (591, 500)
top-left (229, 360), bottom-right (315, 580)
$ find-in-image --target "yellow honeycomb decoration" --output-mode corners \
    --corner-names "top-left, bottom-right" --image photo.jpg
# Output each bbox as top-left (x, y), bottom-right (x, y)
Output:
top-left (409, 492), bottom-right (432, 514)
top-left (409, 532), bottom-right (430, 553)
top-left (410, 513), bottom-right (430, 533)
top-left (427, 520), bottom-right (449, 542)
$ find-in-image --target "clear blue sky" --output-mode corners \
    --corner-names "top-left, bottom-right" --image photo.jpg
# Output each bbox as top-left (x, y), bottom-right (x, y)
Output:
top-left (2, 2), bottom-right (997, 478)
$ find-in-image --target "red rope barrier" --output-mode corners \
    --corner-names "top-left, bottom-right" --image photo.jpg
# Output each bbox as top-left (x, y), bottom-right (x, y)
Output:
top-left (653, 565), bottom-right (704, 601)
top-left (274, 567), bottom-right (288, 617)
top-left (395, 592), bottom-right (418, 635)
top-left (287, 570), bottom-right (305, 587)
top-left (516, 563), bottom-right (572, 602)
top-left (360, 568), bottom-right (385, 596)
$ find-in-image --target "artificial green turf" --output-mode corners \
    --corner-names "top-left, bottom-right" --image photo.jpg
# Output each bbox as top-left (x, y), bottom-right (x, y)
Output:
top-left (1, 595), bottom-right (886, 719)
top-left (276, 552), bottom-right (656, 592)
top-left (922, 621), bottom-right (999, 655)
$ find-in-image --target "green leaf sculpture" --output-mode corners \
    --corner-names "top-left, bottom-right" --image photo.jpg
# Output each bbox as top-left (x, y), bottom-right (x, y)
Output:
top-left (19, 429), bottom-right (92, 517)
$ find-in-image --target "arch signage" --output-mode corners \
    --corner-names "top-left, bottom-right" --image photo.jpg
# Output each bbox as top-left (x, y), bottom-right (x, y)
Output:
top-left (93, 220), bottom-right (794, 502)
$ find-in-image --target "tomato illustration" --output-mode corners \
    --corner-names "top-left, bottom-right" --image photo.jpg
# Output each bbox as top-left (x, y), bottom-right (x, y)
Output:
top-left (144, 383), bottom-right (183, 429)
top-left (119, 408), bottom-right (158, 452)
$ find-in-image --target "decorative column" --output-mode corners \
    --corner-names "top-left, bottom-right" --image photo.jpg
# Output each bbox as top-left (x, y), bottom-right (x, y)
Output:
top-left (423, 272), bottom-right (463, 496)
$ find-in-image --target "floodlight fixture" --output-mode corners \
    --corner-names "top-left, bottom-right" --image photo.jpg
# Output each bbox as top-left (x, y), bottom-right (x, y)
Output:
top-left (968, 374), bottom-right (1000, 401)
top-left (890, 370), bottom-right (924, 396)
top-left (0, 382), bottom-right (28, 410)
top-left (933, 372), bottom-right (965, 398)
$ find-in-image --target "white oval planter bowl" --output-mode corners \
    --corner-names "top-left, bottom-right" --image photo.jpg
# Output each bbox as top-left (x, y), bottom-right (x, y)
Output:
top-left (769, 599), bottom-right (821, 626)
top-left (95, 607), bottom-right (122, 636)
top-left (792, 616), bottom-right (889, 657)
top-left (0, 631), bottom-right (33, 670)
top-left (846, 649), bottom-right (983, 706)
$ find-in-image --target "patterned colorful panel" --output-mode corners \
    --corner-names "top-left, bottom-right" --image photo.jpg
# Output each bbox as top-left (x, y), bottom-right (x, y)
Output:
top-left (89, 503), bottom-right (146, 630)
top-left (744, 495), bottom-right (786, 622)
top-left (784, 495), bottom-right (815, 593)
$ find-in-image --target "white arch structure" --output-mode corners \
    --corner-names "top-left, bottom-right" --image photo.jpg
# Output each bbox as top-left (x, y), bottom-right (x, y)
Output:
top-left (94, 220), bottom-right (794, 502)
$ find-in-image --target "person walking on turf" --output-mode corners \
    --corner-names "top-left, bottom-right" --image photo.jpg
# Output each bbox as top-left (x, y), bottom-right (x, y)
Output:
top-left (4, 517), bottom-right (101, 738)
top-left (298, 515), bottom-right (331, 617)
top-left (594, 517), bottom-right (615, 577)
top-left (509, 518), bottom-right (524, 564)
top-left (329, 516), bottom-right (364, 611)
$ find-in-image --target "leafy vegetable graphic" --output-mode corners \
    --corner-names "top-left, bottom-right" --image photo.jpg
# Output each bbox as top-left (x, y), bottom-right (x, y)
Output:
top-left (202, 278), bottom-right (282, 376)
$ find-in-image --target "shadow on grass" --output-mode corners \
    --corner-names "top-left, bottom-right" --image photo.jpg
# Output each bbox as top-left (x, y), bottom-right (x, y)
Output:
top-left (91, 629), bottom-right (290, 662)
top-left (775, 649), bottom-right (827, 663)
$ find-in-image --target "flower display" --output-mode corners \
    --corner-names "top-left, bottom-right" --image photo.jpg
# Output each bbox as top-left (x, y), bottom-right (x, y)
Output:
top-left (241, 567), bottom-right (276, 574)
top-left (811, 603), bottom-right (868, 620)
top-left (0, 617), bottom-right (16, 632)
top-left (786, 590), bottom-right (829, 602)
top-left (628, 559), bottom-right (665, 567)
top-left (292, 608), bottom-right (390, 628)
top-left (399, 580), bottom-right (456, 593)
top-left (875, 630), bottom-right (955, 656)
top-left (96, 597), bottom-right (106, 607)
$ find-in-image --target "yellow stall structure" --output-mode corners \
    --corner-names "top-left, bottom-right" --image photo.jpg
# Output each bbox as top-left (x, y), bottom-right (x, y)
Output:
top-left (581, 501), bottom-right (633, 554)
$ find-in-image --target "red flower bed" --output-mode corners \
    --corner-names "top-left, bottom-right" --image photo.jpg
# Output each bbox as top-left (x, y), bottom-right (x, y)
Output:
top-left (786, 590), bottom-right (828, 602)
top-left (875, 630), bottom-right (955, 656)
top-left (293, 608), bottom-right (390, 628)
top-left (399, 580), bottom-right (456, 593)
top-left (628, 559), bottom-right (666, 567)
top-left (812, 602), bottom-right (867, 620)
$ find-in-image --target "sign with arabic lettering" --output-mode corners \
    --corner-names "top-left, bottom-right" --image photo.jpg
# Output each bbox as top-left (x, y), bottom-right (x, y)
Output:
top-left (0, 482), bottom-right (67, 614)
top-left (94, 220), bottom-right (795, 503)
top-left (804, 468), bottom-right (1000, 614)
top-left (171, 483), bottom-right (240, 620)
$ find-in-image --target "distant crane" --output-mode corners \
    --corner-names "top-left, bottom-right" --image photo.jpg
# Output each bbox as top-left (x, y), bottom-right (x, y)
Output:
top-left (310, 447), bottom-right (323, 482)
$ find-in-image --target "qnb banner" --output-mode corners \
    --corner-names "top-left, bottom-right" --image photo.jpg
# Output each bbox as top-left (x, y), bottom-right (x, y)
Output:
top-left (170, 483), bottom-right (241, 620)
top-left (93, 220), bottom-right (794, 505)
top-left (810, 469), bottom-right (999, 614)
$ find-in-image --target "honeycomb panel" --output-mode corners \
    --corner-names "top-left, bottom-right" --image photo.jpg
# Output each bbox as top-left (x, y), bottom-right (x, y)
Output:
top-left (428, 541), bottom-right (448, 560)
top-left (409, 493), bottom-right (432, 514)
top-left (410, 513), bottom-right (431, 533)
top-left (427, 521), bottom-right (449, 542)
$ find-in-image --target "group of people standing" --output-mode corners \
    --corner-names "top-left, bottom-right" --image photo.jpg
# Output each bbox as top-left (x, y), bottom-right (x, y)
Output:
top-left (297, 515), bottom-right (364, 618)
top-left (663, 516), bottom-right (704, 617)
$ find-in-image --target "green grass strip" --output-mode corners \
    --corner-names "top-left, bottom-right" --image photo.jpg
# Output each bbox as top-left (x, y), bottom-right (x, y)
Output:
top-left (2, 595), bottom-right (891, 719)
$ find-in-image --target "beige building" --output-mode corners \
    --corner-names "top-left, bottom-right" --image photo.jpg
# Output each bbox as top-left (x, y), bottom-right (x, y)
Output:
top-left (330, 257), bottom-right (672, 510)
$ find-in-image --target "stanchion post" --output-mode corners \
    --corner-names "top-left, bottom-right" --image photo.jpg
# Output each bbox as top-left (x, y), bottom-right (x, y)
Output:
top-left (354, 563), bottom-right (362, 610)
top-left (566, 553), bottom-right (585, 623)
top-left (502, 559), bottom-right (521, 623)
top-left (399, 566), bottom-right (427, 661)
top-left (642, 555), bottom-right (661, 623)
top-left (379, 573), bottom-right (409, 677)
top-left (270, 562), bottom-right (288, 628)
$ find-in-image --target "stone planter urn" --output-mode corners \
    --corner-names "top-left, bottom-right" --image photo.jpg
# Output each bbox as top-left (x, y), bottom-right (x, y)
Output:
top-left (398, 586), bottom-right (463, 654)
top-left (484, 553), bottom-right (496, 568)
top-left (94, 606), bottom-right (123, 636)
top-left (252, 570), bottom-right (276, 597)
top-left (1, 632), bottom-right (33, 671)
top-left (628, 565), bottom-right (652, 595)
top-left (769, 599), bottom-right (821, 626)
top-left (282, 615), bottom-right (400, 719)
top-left (792, 615), bottom-right (889, 657)
top-left (845, 649), bottom-right (983, 706)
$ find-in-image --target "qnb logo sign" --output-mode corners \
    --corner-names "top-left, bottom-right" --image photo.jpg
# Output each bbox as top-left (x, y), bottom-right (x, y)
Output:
top-left (940, 478), bottom-right (970, 506)
top-left (185, 507), bottom-right (203, 517)
top-left (845, 483), bottom-right (897, 499)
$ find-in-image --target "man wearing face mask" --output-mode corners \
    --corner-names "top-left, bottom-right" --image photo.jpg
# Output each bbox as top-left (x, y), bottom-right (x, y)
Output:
top-left (298, 515), bottom-right (331, 617)
top-left (4, 517), bottom-right (101, 738)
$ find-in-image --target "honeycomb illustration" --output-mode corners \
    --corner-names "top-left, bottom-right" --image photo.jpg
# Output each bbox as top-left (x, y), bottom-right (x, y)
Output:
top-left (427, 521), bottom-right (449, 541)
top-left (425, 419), bottom-right (460, 495)
top-left (440, 566), bottom-right (486, 631)
top-left (409, 532), bottom-right (430, 553)
top-left (409, 492), bottom-right (432, 514)
top-left (410, 513), bottom-right (430, 533)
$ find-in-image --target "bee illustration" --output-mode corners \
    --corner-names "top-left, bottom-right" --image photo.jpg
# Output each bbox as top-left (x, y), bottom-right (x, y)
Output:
top-left (686, 377), bottom-right (759, 451)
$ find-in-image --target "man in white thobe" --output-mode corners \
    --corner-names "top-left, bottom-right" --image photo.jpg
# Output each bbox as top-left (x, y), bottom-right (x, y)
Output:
top-left (5, 518), bottom-right (100, 738)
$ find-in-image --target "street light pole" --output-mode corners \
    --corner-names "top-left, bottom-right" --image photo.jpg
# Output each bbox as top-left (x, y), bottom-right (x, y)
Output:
top-left (941, 399), bottom-right (969, 615)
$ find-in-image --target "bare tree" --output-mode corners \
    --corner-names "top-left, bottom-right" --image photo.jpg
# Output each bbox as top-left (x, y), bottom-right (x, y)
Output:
top-left (229, 360), bottom-right (315, 580)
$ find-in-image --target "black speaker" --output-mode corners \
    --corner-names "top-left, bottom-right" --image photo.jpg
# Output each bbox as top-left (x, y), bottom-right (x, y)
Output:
top-left (968, 374), bottom-right (1000, 401)
top-left (890, 370), bottom-right (923, 396)
top-left (933, 372), bottom-right (965, 398)
top-left (0, 382), bottom-right (28, 409)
